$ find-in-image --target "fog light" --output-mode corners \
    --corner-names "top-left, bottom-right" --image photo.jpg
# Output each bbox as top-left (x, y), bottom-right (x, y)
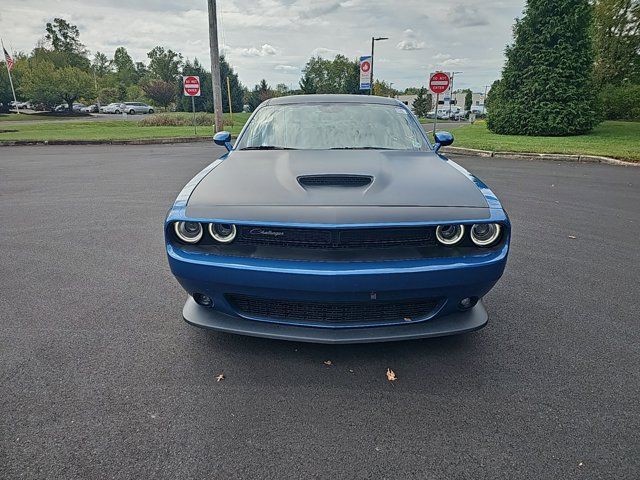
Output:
top-left (193, 293), bottom-right (213, 307)
top-left (459, 297), bottom-right (478, 310)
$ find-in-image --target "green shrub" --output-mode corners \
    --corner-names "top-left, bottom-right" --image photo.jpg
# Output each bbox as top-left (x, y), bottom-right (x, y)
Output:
top-left (598, 84), bottom-right (640, 121)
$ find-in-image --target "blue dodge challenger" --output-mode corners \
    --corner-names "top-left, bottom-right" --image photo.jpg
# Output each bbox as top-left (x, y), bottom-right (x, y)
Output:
top-left (165, 95), bottom-right (510, 343)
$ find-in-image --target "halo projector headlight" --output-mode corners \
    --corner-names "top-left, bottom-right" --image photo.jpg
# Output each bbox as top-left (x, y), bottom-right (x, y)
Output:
top-left (209, 223), bottom-right (237, 243)
top-left (470, 223), bottom-right (501, 246)
top-left (174, 221), bottom-right (203, 243)
top-left (436, 224), bottom-right (465, 245)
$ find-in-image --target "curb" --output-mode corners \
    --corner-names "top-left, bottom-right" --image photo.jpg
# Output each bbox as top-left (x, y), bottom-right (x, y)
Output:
top-left (441, 146), bottom-right (639, 167)
top-left (0, 137), bottom-right (212, 146)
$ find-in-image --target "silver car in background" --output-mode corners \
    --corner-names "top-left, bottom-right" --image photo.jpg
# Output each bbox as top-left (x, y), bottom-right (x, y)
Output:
top-left (122, 102), bottom-right (154, 114)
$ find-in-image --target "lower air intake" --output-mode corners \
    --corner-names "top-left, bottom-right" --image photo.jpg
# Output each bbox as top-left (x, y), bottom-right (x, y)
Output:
top-left (226, 294), bottom-right (440, 327)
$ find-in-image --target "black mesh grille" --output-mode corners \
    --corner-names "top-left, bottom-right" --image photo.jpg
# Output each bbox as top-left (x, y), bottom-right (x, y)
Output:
top-left (226, 294), bottom-right (439, 326)
top-left (236, 225), bottom-right (436, 249)
top-left (298, 175), bottom-right (372, 187)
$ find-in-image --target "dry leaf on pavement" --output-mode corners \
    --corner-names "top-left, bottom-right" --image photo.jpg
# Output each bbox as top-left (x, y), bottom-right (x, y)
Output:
top-left (323, 360), bottom-right (332, 366)
top-left (386, 368), bottom-right (397, 381)
top-left (215, 373), bottom-right (225, 382)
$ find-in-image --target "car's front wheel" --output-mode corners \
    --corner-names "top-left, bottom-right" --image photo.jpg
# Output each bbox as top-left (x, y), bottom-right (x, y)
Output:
top-left (114, 109), bottom-right (120, 114)
top-left (148, 108), bottom-right (154, 114)
top-left (129, 109), bottom-right (135, 115)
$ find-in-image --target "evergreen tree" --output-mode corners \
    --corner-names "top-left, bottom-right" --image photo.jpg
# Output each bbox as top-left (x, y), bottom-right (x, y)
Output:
top-left (412, 87), bottom-right (432, 117)
top-left (488, 0), bottom-right (598, 135)
top-left (299, 72), bottom-right (316, 94)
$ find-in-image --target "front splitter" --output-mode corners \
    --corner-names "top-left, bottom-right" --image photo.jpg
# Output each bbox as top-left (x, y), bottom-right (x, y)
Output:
top-left (182, 297), bottom-right (488, 344)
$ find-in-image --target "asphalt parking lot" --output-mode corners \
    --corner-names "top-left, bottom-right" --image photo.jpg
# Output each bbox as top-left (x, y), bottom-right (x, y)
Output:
top-left (1, 144), bottom-right (638, 479)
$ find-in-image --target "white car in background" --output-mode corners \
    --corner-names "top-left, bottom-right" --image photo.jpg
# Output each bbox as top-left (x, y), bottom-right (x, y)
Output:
top-left (100, 103), bottom-right (123, 114)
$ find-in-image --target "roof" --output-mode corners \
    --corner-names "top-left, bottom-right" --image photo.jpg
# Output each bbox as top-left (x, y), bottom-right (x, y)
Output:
top-left (264, 94), bottom-right (402, 106)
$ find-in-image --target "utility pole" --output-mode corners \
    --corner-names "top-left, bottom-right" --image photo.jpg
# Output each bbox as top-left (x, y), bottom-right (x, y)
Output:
top-left (370, 36), bottom-right (388, 95)
top-left (207, 0), bottom-right (224, 133)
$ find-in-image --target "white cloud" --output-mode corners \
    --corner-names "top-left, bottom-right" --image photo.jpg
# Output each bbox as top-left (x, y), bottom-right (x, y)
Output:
top-left (275, 64), bottom-right (298, 72)
top-left (238, 43), bottom-right (277, 57)
top-left (397, 40), bottom-right (426, 51)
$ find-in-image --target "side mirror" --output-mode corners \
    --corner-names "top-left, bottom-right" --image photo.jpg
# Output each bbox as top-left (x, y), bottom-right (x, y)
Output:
top-left (213, 131), bottom-right (233, 151)
top-left (433, 131), bottom-right (454, 153)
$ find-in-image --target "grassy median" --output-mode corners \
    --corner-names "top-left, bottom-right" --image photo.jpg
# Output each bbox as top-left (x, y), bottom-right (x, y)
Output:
top-left (0, 112), bottom-right (248, 141)
top-left (450, 121), bottom-right (640, 162)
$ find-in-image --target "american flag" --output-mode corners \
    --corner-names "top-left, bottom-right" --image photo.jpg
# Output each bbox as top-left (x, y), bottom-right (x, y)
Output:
top-left (3, 47), bottom-right (14, 71)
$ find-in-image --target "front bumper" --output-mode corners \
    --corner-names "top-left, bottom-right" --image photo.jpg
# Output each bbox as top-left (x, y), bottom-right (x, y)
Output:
top-left (167, 240), bottom-right (507, 342)
top-left (183, 295), bottom-right (488, 344)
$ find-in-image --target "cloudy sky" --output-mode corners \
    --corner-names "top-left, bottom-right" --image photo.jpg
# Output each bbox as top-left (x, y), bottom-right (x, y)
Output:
top-left (0, 0), bottom-right (525, 92)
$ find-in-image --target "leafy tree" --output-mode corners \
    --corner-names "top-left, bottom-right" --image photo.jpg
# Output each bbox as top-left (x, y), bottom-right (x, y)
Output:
top-left (45, 18), bottom-right (86, 55)
top-left (403, 87), bottom-right (421, 95)
top-left (274, 83), bottom-right (292, 97)
top-left (110, 47), bottom-right (137, 87)
top-left (92, 52), bottom-right (111, 76)
top-left (464, 89), bottom-right (473, 110)
top-left (147, 46), bottom-right (183, 82)
top-left (299, 72), bottom-right (316, 94)
top-left (300, 55), bottom-right (360, 94)
top-left (412, 87), bottom-right (432, 117)
top-left (488, 0), bottom-right (598, 135)
top-left (372, 80), bottom-right (398, 97)
top-left (21, 61), bottom-right (93, 111)
top-left (142, 79), bottom-right (176, 108)
top-left (594, 0), bottom-right (640, 87)
top-left (98, 87), bottom-right (119, 104)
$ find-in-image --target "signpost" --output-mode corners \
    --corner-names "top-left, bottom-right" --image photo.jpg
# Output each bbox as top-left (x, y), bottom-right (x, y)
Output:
top-left (359, 56), bottom-right (372, 91)
top-left (429, 72), bottom-right (451, 138)
top-left (183, 75), bottom-right (201, 135)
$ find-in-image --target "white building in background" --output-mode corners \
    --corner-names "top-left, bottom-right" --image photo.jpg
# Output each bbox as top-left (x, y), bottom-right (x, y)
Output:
top-left (396, 91), bottom-right (488, 114)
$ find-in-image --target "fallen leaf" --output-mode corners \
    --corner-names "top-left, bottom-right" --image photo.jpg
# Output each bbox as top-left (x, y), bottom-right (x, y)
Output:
top-left (386, 368), bottom-right (397, 382)
top-left (578, 462), bottom-right (583, 467)
top-left (568, 235), bottom-right (577, 239)
top-left (323, 360), bottom-right (332, 366)
top-left (349, 369), bottom-right (354, 373)
top-left (404, 317), bottom-right (412, 322)
top-left (215, 373), bottom-right (225, 382)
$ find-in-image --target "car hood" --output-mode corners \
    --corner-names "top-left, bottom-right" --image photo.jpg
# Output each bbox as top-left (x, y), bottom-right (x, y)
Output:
top-left (185, 149), bottom-right (490, 223)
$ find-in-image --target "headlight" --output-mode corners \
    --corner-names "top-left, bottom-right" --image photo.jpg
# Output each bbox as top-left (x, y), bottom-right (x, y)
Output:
top-left (173, 221), bottom-right (203, 243)
top-left (470, 223), bottom-right (501, 246)
top-left (436, 224), bottom-right (465, 245)
top-left (209, 223), bottom-right (237, 243)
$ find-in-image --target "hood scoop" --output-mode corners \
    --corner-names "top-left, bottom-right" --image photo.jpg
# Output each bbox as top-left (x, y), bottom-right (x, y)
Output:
top-left (297, 174), bottom-right (373, 188)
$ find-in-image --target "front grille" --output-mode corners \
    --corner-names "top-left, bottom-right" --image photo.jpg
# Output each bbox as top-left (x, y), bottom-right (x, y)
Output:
top-left (236, 225), bottom-right (436, 249)
top-left (226, 294), bottom-right (440, 326)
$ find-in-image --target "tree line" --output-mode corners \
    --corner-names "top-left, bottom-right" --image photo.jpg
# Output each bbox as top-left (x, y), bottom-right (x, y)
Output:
top-left (0, 18), bottom-right (412, 115)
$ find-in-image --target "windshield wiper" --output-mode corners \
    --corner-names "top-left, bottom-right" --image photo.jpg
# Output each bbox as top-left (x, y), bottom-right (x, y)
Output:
top-left (240, 146), bottom-right (297, 150)
top-left (329, 147), bottom-right (395, 150)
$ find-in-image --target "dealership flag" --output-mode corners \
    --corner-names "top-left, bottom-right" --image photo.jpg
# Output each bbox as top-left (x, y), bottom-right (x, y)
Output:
top-left (1, 39), bottom-right (20, 113)
top-left (3, 46), bottom-right (14, 71)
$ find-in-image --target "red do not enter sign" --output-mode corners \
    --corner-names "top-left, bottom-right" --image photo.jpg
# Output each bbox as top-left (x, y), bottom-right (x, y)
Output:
top-left (183, 75), bottom-right (201, 96)
top-left (429, 72), bottom-right (451, 95)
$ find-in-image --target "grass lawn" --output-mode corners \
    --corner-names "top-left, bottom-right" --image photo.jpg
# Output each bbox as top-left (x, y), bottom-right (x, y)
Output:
top-left (449, 121), bottom-right (640, 161)
top-left (0, 114), bottom-right (247, 142)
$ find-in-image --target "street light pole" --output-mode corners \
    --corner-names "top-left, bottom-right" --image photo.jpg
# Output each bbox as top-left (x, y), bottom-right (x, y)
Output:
top-left (448, 71), bottom-right (462, 119)
top-left (370, 36), bottom-right (388, 95)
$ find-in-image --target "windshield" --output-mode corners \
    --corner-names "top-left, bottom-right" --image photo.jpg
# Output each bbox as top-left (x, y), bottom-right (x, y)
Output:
top-left (236, 102), bottom-right (429, 151)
